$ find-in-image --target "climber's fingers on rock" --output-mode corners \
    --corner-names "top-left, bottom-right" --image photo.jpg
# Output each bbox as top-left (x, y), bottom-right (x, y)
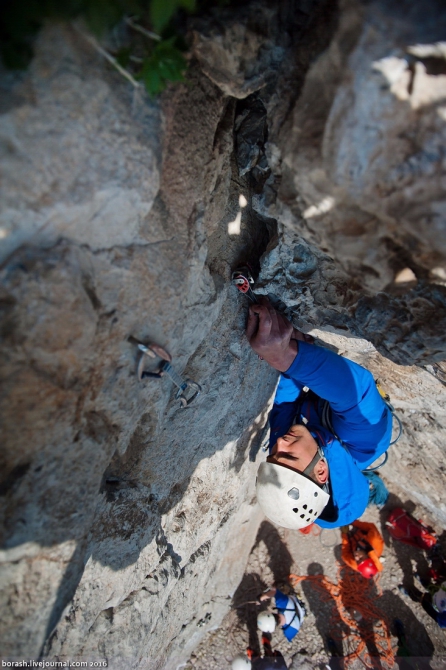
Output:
top-left (246, 303), bottom-right (272, 345)
top-left (246, 297), bottom-right (299, 371)
top-left (253, 296), bottom-right (290, 342)
top-left (246, 305), bottom-right (260, 341)
top-left (248, 299), bottom-right (294, 350)
top-left (247, 303), bottom-right (273, 344)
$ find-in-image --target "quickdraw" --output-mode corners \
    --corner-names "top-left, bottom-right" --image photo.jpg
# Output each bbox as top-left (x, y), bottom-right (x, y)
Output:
top-left (232, 266), bottom-right (258, 304)
top-left (129, 336), bottom-right (201, 407)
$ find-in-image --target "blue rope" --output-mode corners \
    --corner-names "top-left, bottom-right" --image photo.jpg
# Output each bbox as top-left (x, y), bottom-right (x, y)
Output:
top-left (363, 470), bottom-right (389, 508)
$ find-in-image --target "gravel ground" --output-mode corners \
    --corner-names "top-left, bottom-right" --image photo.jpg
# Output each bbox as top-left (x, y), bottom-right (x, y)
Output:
top-left (185, 480), bottom-right (446, 670)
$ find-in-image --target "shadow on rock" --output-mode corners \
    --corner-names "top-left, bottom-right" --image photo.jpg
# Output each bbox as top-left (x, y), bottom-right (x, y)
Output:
top-left (252, 521), bottom-right (294, 585)
top-left (301, 562), bottom-right (347, 656)
top-left (380, 589), bottom-right (434, 666)
top-left (230, 521), bottom-right (296, 655)
top-left (232, 572), bottom-right (266, 656)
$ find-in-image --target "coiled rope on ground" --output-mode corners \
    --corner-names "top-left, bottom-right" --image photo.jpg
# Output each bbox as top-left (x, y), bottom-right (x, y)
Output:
top-left (289, 565), bottom-right (394, 669)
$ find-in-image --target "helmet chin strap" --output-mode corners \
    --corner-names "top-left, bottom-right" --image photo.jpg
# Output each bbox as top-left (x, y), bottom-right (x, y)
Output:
top-left (302, 446), bottom-right (327, 480)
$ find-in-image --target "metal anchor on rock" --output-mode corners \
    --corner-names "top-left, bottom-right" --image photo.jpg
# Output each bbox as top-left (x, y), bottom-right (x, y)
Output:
top-left (231, 265), bottom-right (259, 304)
top-left (129, 336), bottom-right (201, 408)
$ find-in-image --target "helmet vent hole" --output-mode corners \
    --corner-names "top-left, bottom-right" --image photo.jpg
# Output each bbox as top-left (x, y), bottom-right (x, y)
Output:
top-left (293, 508), bottom-right (299, 513)
top-left (303, 504), bottom-right (308, 510)
top-left (300, 514), bottom-right (305, 519)
top-left (314, 492), bottom-right (318, 497)
top-left (287, 487), bottom-right (300, 500)
top-left (306, 518), bottom-right (311, 522)
top-left (309, 509), bottom-right (313, 514)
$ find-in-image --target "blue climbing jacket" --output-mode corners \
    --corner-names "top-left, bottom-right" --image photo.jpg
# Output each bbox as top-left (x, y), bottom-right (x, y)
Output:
top-left (268, 342), bottom-right (392, 529)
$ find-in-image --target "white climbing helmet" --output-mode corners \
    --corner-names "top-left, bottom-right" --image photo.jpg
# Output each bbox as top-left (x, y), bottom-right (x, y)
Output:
top-left (256, 461), bottom-right (330, 530)
top-left (257, 611), bottom-right (277, 633)
top-left (232, 654), bottom-right (252, 670)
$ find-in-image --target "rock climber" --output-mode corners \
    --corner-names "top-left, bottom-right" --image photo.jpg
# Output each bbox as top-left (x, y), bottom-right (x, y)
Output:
top-left (257, 586), bottom-right (306, 641)
top-left (232, 649), bottom-right (288, 670)
top-left (399, 581), bottom-right (446, 629)
top-left (246, 296), bottom-right (392, 529)
top-left (398, 544), bottom-right (446, 629)
top-left (340, 520), bottom-right (384, 578)
top-left (232, 634), bottom-right (289, 670)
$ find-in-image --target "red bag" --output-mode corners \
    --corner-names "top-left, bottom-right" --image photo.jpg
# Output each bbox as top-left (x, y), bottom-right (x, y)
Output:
top-left (386, 507), bottom-right (437, 550)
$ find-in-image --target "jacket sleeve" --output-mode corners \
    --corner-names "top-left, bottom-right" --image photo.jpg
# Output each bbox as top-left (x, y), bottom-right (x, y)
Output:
top-left (284, 342), bottom-right (391, 462)
top-left (268, 374), bottom-right (304, 451)
top-left (341, 532), bottom-right (358, 572)
top-left (352, 520), bottom-right (375, 534)
top-left (274, 588), bottom-right (289, 611)
top-left (368, 550), bottom-right (384, 573)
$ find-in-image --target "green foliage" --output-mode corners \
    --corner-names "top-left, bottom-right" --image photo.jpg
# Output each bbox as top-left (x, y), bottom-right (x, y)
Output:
top-left (82, 0), bottom-right (125, 36)
top-left (150, 0), bottom-right (196, 33)
top-left (140, 38), bottom-right (187, 96)
top-left (0, 0), bottom-right (199, 95)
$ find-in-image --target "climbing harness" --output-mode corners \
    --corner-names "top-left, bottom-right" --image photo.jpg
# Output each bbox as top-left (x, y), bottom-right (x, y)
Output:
top-left (232, 266), bottom-right (258, 304)
top-left (289, 568), bottom-right (395, 670)
top-left (274, 594), bottom-right (306, 633)
top-left (129, 336), bottom-right (201, 407)
top-left (318, 383), bottom-right (402, 473)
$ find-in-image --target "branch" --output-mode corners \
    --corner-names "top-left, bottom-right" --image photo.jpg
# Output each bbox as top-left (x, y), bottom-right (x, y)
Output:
top-left (73, 23), bottom-right (142, 89)
top-left (126, 17), bottom-right (161, 42)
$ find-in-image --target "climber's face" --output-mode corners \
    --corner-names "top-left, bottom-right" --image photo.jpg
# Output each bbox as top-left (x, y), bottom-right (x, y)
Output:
top-left (267, 424), bottom-right (329, 484)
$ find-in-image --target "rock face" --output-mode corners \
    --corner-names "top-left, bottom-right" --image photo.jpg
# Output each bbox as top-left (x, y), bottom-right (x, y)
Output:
top-left (0, 0), bottom-right (445, 669)
top-left (0, 21), bottom-right (276, 666)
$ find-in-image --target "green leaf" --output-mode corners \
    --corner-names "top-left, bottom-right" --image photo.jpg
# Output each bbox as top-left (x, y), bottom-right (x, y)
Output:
top-left (150, 0), bottom-right (178, 33)
top-left (140, 39), bottom-right (187, 96)
top-left (149, 0), bottom-right (196, 33)
top-left (178, 0), bottom-right (196, 11)
top-left (144, 67), bottom-right (164, 96)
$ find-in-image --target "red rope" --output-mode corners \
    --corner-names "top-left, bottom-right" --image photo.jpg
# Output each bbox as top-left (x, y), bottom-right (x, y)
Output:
top-left (289, 565), bottom-right (394, 669)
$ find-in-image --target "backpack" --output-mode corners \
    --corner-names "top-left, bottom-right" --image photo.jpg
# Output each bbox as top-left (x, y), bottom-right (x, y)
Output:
top-left (386, 508), bottom-right (437, 550)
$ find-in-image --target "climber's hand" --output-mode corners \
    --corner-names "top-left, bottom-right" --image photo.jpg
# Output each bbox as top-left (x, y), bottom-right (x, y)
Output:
top-left (246, 296), bottom-right (299, 372)
top-left (258, 587), bottom-right (276, 602)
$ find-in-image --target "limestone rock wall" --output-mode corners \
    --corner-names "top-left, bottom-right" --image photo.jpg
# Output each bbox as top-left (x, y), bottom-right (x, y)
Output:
top-left (0, 21), bottom-right (278, 667)
top-left (1, 0), bottom-right (445, 668)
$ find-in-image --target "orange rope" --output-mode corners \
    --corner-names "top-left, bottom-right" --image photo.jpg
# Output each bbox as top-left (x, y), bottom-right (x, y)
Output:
top-left (290, 566), bottom-right (394, 669)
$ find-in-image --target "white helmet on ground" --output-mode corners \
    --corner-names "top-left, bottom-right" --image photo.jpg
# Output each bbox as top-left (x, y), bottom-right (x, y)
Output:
top-left (256, 461), bottom-right (330, 530)
top-left (232, 654), bottom-right (252, 670)
top-left (257, 611), bottom-right (276, 633)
